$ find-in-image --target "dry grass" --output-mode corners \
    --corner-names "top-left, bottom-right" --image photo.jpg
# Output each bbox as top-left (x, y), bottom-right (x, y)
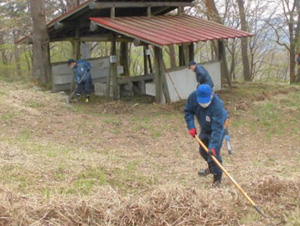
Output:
top-left (1, 81), bottom-right (300, 226)
top-left (1, 178), bottom-right (299, 226)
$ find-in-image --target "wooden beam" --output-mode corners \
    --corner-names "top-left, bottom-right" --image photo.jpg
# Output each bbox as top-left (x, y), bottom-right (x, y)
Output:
top-left (89, 2), bottom-right (193, 9)
top-left (54, 21), bottom-right (89, 30)
top-left (51, 35), bottom-right (134, 43)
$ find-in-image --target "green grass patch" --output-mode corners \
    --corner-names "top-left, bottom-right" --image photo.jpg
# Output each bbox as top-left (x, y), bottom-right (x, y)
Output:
top-left (1, 111), bottom-right (15, 123)
top-left (24, 100), bottom-right (46, 108)
top-left (1, 165), bottom-right (36, 191)
top-left (18, 128), bottom-right (32, 142)
top-left (108, 160), bottom-right (157, 194)
top-left (66, 166), bottom-right (106, 195)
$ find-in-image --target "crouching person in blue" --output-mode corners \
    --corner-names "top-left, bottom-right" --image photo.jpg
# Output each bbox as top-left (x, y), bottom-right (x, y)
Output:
top-left (67, 59), bottom-right (93, 103)
top-left (184, 84), bottom-right (227, 186)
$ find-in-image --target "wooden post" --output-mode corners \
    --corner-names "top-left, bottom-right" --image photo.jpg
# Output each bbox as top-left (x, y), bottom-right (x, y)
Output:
top-left (70, 28), bottom-right (81, 92)
top-left (120, 42), bottom-right (129, 76)
top-left (183, 44), bottom-right (189, 66)
top-left (145, 44), bottom-right (153, 73)
top-left (147, 6), bottom-right (151, 17)
top-left (110, 39), bottom-right (118, 100)
top-left (111, 7), bottom-right (115, 19)
top-left (178, 6), bottom-right (184, 15)
top-left (143, 45), bottom-right (148, 75)
top-left (154, 46), bottom-right (170, 103)
top-left (154, 47), bottom-right (162, 103)
top-left (179, 44), bottom-right (185, 66)
top-left (189, 42), bottom-right (194, 62)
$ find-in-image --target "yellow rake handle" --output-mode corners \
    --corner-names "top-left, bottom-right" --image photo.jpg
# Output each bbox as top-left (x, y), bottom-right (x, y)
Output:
top-left (194, 136), bottom-right (265, 217)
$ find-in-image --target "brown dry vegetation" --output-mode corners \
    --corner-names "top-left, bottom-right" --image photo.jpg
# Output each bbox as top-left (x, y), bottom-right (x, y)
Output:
top-left (1, 81), bottom-right (300, 226)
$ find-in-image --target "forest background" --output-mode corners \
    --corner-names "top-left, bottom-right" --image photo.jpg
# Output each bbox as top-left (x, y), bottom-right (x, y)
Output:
top-left (0, 0), bottom-right (299, 86)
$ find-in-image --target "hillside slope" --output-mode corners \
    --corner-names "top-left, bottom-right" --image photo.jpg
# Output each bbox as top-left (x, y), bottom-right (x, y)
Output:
top-left (1, 81), bottom-right (300, 226)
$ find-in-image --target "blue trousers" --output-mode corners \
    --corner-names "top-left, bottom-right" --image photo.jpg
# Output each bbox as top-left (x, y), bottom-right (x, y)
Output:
top-left (198, 135), bottom-right (223, 176)
top-left (75, 77), bottom-right (93, 96)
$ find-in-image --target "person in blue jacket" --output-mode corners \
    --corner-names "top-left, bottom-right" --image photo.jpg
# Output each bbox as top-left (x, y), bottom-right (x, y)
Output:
top-left (184, 84), bottom-right (227, 186)
top-left (189, 61), bottom-right (214, 89)
top-left (67, 59), bottom-right (93, 103)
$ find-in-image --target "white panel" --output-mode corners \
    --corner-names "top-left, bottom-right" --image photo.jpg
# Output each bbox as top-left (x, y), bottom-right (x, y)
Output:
top-left (146, 61), bottom-right (221, 103)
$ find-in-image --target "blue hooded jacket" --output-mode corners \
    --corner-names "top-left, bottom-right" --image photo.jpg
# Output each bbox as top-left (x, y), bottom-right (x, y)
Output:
top-left (184, 91), bottom-right (227, 149)
top-left (194, 64), bottom-right (214, 88)
top-left (72, 60), bottom-right (92, 84)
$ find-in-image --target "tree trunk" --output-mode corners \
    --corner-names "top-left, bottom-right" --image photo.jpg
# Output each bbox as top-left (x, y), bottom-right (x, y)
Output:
top-left (0, 32), bottom-right (8, 65)
top-left (29, 0), bottom-right (51, 86)
top-left (205, 0), bottom-right (231, 87)
top-left (13, 31), bottom-right (22, 76)
top-left (236, 0), bottom-right (251, 81)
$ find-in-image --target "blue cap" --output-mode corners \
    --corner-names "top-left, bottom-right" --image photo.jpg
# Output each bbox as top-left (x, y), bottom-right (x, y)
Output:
top-left (189, 60), bottom-right (197, 67)
top-left (196, 84), bottom-right (212, 104)
top-left (67, 59), bottom-right (75, 65)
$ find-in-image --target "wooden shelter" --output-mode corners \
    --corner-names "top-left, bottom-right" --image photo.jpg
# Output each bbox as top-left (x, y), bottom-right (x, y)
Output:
top-left (17, 0), bottom-right (252, 103)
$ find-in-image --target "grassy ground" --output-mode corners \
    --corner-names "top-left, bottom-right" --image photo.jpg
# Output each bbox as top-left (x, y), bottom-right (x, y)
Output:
top-left (1, 81), bottom-right (300, 225)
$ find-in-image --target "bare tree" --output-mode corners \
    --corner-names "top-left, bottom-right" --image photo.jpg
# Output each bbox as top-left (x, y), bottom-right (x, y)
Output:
top-left (205, 0), bottom-right (232, 86)
top-left (269, 0), bottom-right (300, 83)
top-left (29, 0), bottom-right (51, 85)
top-left (236, 0), bottom-right (251, 81)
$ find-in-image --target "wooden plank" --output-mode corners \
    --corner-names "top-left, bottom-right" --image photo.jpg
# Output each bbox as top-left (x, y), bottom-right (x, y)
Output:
top-left (89, 2), bottom-right (193, 9)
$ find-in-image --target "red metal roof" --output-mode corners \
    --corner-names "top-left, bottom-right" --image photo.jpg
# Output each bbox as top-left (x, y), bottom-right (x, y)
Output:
top-left (90, 15), bottom-right (252, 47)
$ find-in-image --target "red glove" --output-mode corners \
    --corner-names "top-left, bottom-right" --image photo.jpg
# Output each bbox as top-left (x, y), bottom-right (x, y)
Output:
top-left (189, 128), bottom-right (197, 138)
top-left (209, 148), bottom-right (216, 156)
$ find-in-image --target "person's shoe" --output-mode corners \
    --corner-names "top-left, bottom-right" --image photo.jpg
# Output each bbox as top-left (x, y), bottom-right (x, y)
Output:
top-left (212, 174), bottom-right (222, 187)
top-left (198, 168), bottom-right (211, 177)
top-left (73, 97), bottom-right (80, 103)
top-left (85, 96), bottom-right (90, 103)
